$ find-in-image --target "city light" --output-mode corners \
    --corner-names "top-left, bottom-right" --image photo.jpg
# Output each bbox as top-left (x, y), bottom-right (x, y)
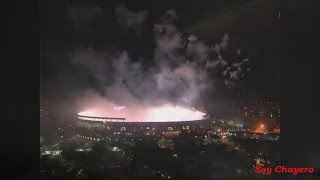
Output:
top-left (255, 123), bottom-right (266, 133)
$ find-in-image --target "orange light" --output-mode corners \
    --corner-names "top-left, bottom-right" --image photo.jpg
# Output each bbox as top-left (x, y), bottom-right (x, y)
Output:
top-left (255, 123), bottom-right (266, 133)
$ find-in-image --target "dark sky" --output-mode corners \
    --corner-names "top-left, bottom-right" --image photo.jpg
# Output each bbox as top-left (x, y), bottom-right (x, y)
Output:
top-left (40, 0), bottom-right (280, 116)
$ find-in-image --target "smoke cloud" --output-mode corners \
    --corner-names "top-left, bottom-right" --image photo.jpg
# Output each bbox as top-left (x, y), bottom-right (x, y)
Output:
top-left (115, 3), bottom-right (148, 32)
top-left (70, 9), bottom-right (250, 119)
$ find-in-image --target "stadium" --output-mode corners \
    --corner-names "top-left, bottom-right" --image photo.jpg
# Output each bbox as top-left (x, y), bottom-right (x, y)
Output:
top-left (75, 105), bottom-right (212, 140)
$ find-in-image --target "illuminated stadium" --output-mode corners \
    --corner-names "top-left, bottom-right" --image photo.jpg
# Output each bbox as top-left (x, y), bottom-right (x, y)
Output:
top-left (75, 104), bottom-right (212, 139)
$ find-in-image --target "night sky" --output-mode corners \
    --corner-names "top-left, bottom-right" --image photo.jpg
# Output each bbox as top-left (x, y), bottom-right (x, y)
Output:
top-left (40, 0), bottom-right (280, 117)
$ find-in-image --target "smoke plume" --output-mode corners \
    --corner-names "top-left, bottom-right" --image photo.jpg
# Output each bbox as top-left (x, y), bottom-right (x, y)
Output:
top-left (70, 9), bottom-right (250, 119)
